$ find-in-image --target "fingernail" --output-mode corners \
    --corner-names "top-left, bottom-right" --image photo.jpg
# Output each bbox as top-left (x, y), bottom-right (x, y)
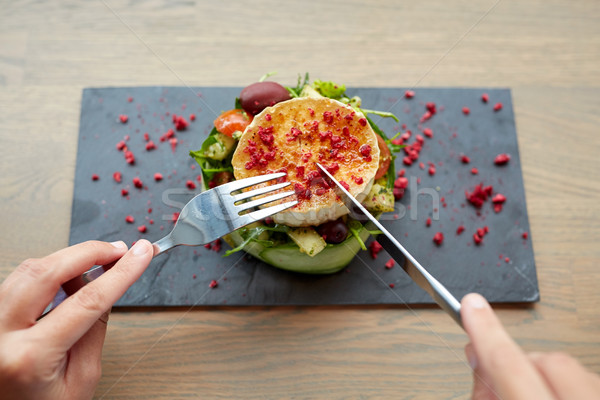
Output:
top-left (131, 240), bottom-right (150, 256)
top-left (467, 293), bottom-right (489, 310)
top-left (466, 345), bottom-right (478, 369)
top-left (110, 241), bottom-right (127, 249)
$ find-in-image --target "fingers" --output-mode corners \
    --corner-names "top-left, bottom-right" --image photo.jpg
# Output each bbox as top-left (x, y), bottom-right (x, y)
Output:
top-left (461, 293), bottom-right (555, 400)
top-left (64, 309), bottom-right (111, 397)
top-left (34, 240), bottom-right (153, 352)
top-left (0, 241), bottom-right (128, 330)
top-left (529, 352), bottom-right (600, 400)
top-left (465, 342), bottom-right (498, 400)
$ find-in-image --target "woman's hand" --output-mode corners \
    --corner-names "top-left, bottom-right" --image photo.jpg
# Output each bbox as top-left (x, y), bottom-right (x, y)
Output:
top-left (462, 293), bottom-right (600, 399)
top-left (0, 240), bottom-right (154, 400)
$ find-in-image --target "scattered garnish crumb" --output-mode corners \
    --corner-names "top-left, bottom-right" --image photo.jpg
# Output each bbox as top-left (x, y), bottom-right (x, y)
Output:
top-left (404, 90), bottom-right (415, 99)
top-left (209, 280), bottom-right (218, 288)
top-left (481, 93), bottom-right (489, 103)
top-left (493, 102), bottom-right (503, 112)
top-left (119, 114), bottom-right (128, 123)
top-left (113, 171), bottom-right (122, 183)
top-left (433, 232), bottom-right (444, 246)
top-left (186, 180), bottom-right (196, 190)
top-left (133, 177), bottom-right (143, 188)
top-left (91, 174), bottom-right (99, 181)
top-left (137, 225), bottom-right (147, 233)
top-left (385, 259), bottom-right (395, 269)
top-left (462, 107), bottom-right (470, 115)
top-left (369, 241), bottom-right (383, 259)
top-left (494, 153), bottom-right (511, 165)
top-left (125, 215), bottom-right (134, 223)
top-left (522, 232), bottom-right (529, 239)
top-left (154, 172), bottom-right (163, 181)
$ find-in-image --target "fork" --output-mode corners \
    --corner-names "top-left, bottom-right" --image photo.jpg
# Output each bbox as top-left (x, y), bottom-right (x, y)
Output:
top-left (44, 172), bottom-right (297, 316)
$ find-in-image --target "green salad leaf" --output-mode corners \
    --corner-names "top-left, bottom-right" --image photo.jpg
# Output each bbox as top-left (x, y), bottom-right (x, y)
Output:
top-left (313, 79), bottom-right (346, 99)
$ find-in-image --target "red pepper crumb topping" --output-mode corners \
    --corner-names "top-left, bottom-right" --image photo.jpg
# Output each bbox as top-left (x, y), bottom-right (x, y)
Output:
top-left (462, 107), bottom-right (470, 115)
top-left (125, 215), bottom-right (134, 223)
top-left (433, 232), bottom-right (444, 245)
top-left (404, 90), bottom-right (415, 99)
top-left (119, 114), bottom-right (128, 123)
top-left (359, 144), bottom-right (372, 158)
top-left (154, 172), bottom-right (163, 181)
top-left (323, 111), bottom-right (333, 124)
top-left (143, 132), bottom-right (150, 141)
top-left (133, 177), bottom-right (143, 189)
top-left (428, 165), bottom-right (436, 176)
top-left (358, 117), bottom-right (367, 126)
top-left (456, 225), bottom-right (465, 235)
top-left (91, 174), bottom-right (99, 181)
top-left (353, 175), bottom-right (364, 184)
top-left (121, 188), bottom-right (129, 196)
top-left (113, 171), bottom-right (122, 183)
top-left (209, 280), bottom-right (218, 289)
top-left (369, 241), bottom-right (383, 259)
top-left (265, 113), bottom-right (272, 121)
top-left (426, 217), bottom-right (432, 227)
top-left (471, 167), bottom-right (479, 175)
top-left (394, 177), bottom-right (408, 189)
top-left (522, 232), bottom-right (529, 239)
top-left (189, 113), bottom-right (196, 121)
top-left (461, 155), bottom-right (470, 164)
top-left (423, 128), bottom-right (433, 138)
top-left (465, 184), bottom-right (493, 208)
top-left (481, 93), bottom-right (489, 103)
top-left (137, 225), bottom-right (147, 233)
top-left (173, 115), bottom-right (188, 130)
top-left (494, 153), bottom-right (511, 165)
top-left (493, 102), bottom-right (503, 112)
top-left (145, 141), bottom-right (157, 151)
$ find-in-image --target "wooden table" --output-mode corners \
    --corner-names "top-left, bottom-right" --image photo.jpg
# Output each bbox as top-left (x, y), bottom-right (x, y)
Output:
top-left (1, 1), bottom-right (599, 398)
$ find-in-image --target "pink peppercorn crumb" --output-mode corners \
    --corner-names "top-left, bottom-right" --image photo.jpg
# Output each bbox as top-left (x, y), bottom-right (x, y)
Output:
top-left (505, 257), bottom-right (510, 263)
top-left (154, 173), bottom-right (163, 181)
top-left (189, 113), bottom-right (196, 121)
top-left (404, 90), bottom-right (415, 99)
top-left (493, 102), bottom-right (503, 112)
top-left (186, 180), bottom-right (196, 190)
top-left (461, 155), bottom-right (470, 164)
top-left (426, 217), bottom-right (432, 227)
top-left (113, 171), bottom-right (122, 183)
top-left (119, 114), bottom-right (128, 123)
top-left (121, 188), bottom-right (129, 196)
top-left (433, 232), bottom-right (444, 246)
top-left (369, 241), bottom-right (383, 259)
top-left (133, 177), bottom-right (143, 188)
top-left (91, 174), bottom-right (99, 181)
top-left (125, 215), bottom-right (134, 223)
top-left (462, 107), bottom-right (470, 115)
top-left (471, 167), bottom-right (479, 175)
top-left (494, 153), bottom-right (511, 165)
top-left (127, 97), bottom-right (133, 102)
top-left (389, 283), bottom-right (395, 288)
top-left (385, 259), bottom-right (395, 269)
top-left (209, 280), bottom-right (218, 288)
top-left (522, 232), bottom-right (529, 239)
top-left (137, 225), bottom-right (147, 233)
top-left (456, 225), bottom-right (465, 235)
top-left (481, 93), bottom-right (489, 103)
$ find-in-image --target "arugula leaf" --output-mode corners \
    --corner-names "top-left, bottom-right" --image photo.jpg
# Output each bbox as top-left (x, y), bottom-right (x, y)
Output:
top-left (224, 224), bottom-right (290, 256)
top-left (360, 108), bottom-right (399, 122)
top-left (259, 71), bottom-right (277, 82)
top-left (347, 220), bottom-right (368, 251)
top-left (365, 115), bottom-right (388, 140)
top-left (286, 72), bottom-right (310, 98)
top-left (313, 79), bottom-right (346, 99)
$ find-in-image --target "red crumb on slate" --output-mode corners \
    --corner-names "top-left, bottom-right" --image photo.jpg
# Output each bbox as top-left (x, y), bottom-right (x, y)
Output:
top-left (404, 90), bottom-right (415, 99)
top-left (212, 239), bottom-right (222, 252)
top-left (385, 259), bottom-right (395, 269)
top-left (133, 177), bottom-right (143, 188)
top-left (471, 167), bottom-right (479, 175)
top-left (505, 257), bottom-right (510, 263)
top-left (389, 283), bottom-right (395, 288)
top-left (119, 114), bottom-right (128, 123)
top-left (125, 215), bottom-right (134, 223)
top-left (146, 141), bottom-right (157, 151)
top-left (127, 97), bottom-right (133, 103)
top-left (172, 212), bottom-right (180, 223)
top-left (154, 172), bottom-right (163, 181)
top-left (433, 232), bottom-right (444, 245)
top-left (493, 102), bottom-right (503, 112)
top-left (462, 107), bottom-right (470, 115)
top-left (204, 243), bottom-right (211, 249)
top-left (173, 115), bottom-right (188, 131)
top-left (456, 225), bottom-right (465, 235)
top-left (121, 188), bottom-right (129, 196)
top-left (116, 140), bottom-right (126, 151)
top-left (481, 93), bottom-right (489, 103)
top-left (522, 232), bottom-right (529, 239)
top-left (423, 127), bottom-right (433, 138)
top-left (113, 171), bottom-right (122, 183)
top-left (494, 153), bottom-right (511, 165)
top-left (124, 150), bottom-right (135, 164)
top-left (189, 113), bottom-right (196, 121)
top-left (137, 225), bottom-right (147, 233)
top-left (466, 184), bottom-right (493, 208)
top-left (461, 155), bottom-right (470, 164)
top-left (426, 217), bottom-right (432, 227)
top-left (91, 174), bottom-right (99, 181)
top-left (186, 180), bottom-right (196, 190)
top-left (209, 280), bottom-right (218, 288)
top-left (428, 165), bottom-right (436, 176)
top-left (369, 241), bottom-right (383, 259)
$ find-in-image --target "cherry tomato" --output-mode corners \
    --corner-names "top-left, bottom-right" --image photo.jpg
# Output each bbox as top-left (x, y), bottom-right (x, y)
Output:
top-left (214, 109), bottom-right (252, 137)
top-left (374, 134), bottom-right (392, 180)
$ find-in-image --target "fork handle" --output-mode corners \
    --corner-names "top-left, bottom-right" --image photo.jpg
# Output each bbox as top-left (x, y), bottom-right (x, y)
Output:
top-left (41, 237), bottom-right (174, 318)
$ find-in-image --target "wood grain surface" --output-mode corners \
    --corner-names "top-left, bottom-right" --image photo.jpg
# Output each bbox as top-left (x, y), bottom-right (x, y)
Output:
top-left (1, 1), bottom-right (599, 398)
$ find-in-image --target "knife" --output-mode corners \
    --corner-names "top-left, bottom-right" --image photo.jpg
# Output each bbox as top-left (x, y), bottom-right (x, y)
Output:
top-left (316, 163), bottom-right (463, 329)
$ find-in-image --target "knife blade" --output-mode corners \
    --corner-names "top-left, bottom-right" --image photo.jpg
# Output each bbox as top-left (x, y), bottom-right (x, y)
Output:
top-left (316, 163), bottom-right (463, 328)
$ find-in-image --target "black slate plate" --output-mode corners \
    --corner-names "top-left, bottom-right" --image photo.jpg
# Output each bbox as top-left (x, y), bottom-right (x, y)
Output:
top-left (70, 86), bottom-right (539, 306)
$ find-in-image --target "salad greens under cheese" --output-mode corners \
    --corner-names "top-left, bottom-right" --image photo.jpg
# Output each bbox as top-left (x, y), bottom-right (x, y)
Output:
top-left (190, 74), bottom-right (403, 274)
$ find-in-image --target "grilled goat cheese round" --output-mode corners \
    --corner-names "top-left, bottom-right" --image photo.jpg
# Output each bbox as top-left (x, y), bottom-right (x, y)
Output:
top-left (231, 97), bottom-right (380, 227)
